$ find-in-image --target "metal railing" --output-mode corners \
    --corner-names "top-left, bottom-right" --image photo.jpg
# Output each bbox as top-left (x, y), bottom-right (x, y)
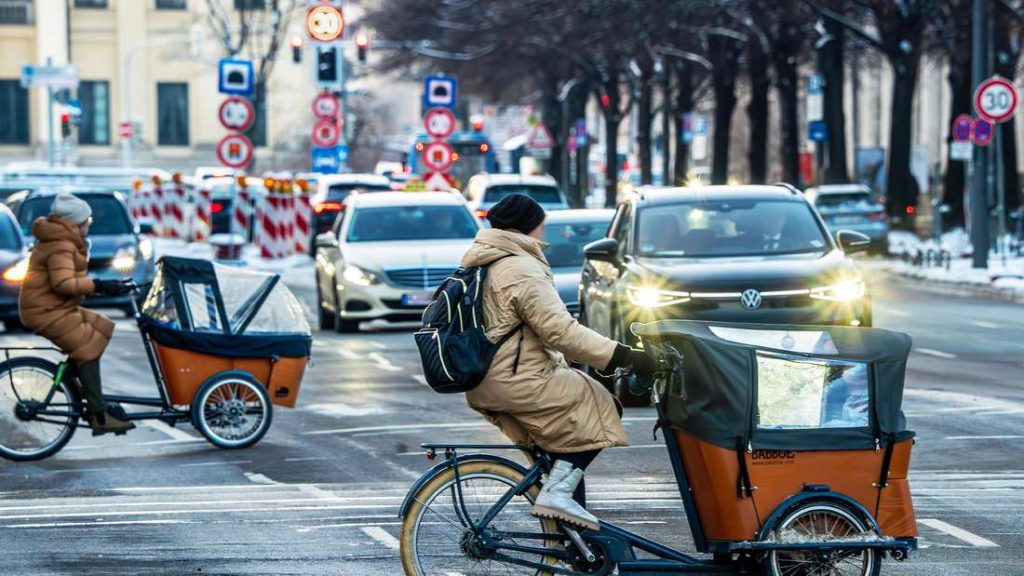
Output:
top-left (0, 0), bottom-right (32, 25)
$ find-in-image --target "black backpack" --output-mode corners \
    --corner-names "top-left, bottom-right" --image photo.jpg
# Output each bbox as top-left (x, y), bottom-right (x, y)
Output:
top-left (414, 259), bottom-right (522, 394)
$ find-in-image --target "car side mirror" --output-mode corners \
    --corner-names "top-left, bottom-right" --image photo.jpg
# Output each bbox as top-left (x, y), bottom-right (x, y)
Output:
top-left (137, 219), bottom-right (155, 235)
top-left (584, 238), bottom-right (620, 263)
top-left (315, 233), bottom-right (339, 249)
top-left (836, 230), bottom-right (872, 254)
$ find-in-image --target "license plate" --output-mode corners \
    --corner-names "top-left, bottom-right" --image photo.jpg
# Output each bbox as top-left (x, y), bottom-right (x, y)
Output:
top-left (831, 216), bottom-right (862, 225)
top-left (402, 292), bottom-right (433, 307)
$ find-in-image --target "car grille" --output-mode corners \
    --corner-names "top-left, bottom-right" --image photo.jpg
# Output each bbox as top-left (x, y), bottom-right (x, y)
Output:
top-left (384, 267), bottom-right (453, 289)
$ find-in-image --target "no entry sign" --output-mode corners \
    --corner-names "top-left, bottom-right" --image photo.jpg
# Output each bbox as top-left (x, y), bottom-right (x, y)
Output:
top-left (216, 133), bottom-right (254, 169)
top-left (951, 115), bottom-right (974, 143)
top-left (312, 118), bottom-right (341, 147)
top-left (218, 96), bottom-right (255, 132)
top-left (421, 141), bottom-right (454, 172)
top-left (975, 76), bottom-right (1019, 123)
top-left (423, 107), bottom-right (456, 139)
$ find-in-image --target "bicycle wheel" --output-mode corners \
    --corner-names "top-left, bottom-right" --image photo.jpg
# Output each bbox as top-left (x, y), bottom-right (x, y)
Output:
top-left (400, 460), bottom-right (561, 576)
top-left (191, 372), bottom-right (272, 450)
top-left (0, 357), bottom-right (78, 461)
top-left (764, 500), bottom-right (881, 576)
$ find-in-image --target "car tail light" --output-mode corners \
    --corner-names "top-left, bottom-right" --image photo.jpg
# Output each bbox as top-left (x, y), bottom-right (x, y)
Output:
top-left (210, 201), bottom-right (225, 214)
top-left (314, 201), bottom-right (344, 214)
top-left (474, 209), bottom-right (488, 219)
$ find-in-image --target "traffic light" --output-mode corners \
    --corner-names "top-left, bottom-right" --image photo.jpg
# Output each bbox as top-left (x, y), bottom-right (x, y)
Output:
top-left (60, 112), bottom-right (71, 139)
top-left (317, 44), bottom-right (339, 84)
top-left (355, 32), bottom-right (369, 64)
top-left (290, 34), bottom-right (303, 64)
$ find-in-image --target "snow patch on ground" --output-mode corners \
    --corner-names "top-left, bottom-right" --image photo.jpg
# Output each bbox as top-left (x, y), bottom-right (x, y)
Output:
top-left (152, 239), bottom-right (315, 291)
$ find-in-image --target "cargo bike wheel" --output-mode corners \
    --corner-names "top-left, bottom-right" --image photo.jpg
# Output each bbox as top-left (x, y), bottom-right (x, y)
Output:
top-left (763, 500), bottom-right (881, 576)
top-left (0, 358), bottom-right (79, 461)
top-left (190, 372), bottom-right (272, 450)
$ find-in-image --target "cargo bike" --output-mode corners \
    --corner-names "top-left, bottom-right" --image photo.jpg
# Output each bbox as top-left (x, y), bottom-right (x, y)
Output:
top-left (0, 256), bottom-right (311, 461)
top-left (399, 320), bottom-right (918, 575)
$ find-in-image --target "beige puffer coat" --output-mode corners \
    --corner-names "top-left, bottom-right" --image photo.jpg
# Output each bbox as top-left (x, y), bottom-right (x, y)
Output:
top-left (461, 228), bottom-right (629, 453)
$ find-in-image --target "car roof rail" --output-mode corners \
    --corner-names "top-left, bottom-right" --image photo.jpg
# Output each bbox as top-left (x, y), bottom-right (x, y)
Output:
top-left (773, 182), bottom-right (803, 195)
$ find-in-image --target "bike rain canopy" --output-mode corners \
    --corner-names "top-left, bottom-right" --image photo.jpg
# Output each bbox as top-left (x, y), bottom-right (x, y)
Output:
top-left (140, 257), bottom-right (312, 358)
top-left (634, 320), bottom-right (914, 451)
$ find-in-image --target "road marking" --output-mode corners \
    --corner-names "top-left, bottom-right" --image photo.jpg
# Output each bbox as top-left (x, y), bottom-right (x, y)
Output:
top-left (142, 420), bottom-right (196, 442)
top-left (368, 352), bottom-right (403, 372)
top-left (6, 519), bottom-right (197, 529)
top-left (243, 472), bottom-right (281, 485)
top-left (180, 460), bottom-right (251, 468)
top-left (361, 526), bottom-right (400, 550)
top-left (304, 421), bottom-right (493, 436)
top-left (918, 518), bottom-right (999, 548)
top-left (284, 457), bottom-right (329, 463)
top-left (412, 374), bottom-right (427, 386)
top-left (944, 435), bottom-right (1024, 440)
top-left (296, 520), bottom-right (401, 533)
top-left (296, 484), bottom-right (336, 500)
top-left (970, 320), bottom-right (1000, 329)
top-left (915, 348), bottom-right (957, 359)
top-left (337, 349), bottom-right (362, 361)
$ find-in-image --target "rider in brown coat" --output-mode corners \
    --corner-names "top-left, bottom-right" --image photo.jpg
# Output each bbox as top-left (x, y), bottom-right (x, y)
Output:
top-left (18, 194), bottom-right (135, 435)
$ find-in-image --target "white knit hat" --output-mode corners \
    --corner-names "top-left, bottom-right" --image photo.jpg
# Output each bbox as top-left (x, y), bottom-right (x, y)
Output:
top-left (51, 193), bottom-right (92, 225)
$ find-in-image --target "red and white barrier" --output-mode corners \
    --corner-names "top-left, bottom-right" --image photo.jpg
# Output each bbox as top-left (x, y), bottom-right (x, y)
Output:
top-left (233, 187), bottom-right (253, 241)
top-left (194, 187), bottom-right (212, 242)
top-left (294, 193), bottom-right (311, 254)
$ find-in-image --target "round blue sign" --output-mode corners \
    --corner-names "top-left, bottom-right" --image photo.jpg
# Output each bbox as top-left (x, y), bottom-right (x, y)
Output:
top-left (952, 115), bottom-right (973, 143)
top-left (973, 118), bottom-right (993, 147)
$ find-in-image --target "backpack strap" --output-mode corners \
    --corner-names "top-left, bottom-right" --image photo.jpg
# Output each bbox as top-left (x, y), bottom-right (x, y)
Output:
top-left (496, 323), bottom-right (525, 374)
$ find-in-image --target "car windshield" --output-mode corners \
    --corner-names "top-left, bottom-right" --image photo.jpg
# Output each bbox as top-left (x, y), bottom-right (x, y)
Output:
top-left (544, 220), bottom-right (609, 268)
top-left (484, 185), bottom-right (563, 205)
top-left (815, 192), bottom-right (877, 209)
top-left (636, 199), bottom-right (829, 258)
top-left (0, 217), bottom-right (22, 249)
top-left (346, 205), bottom-right (478, 242)
top-left (328, 184), bottom-right (391, 202)
top-left (19, 195), bottom-right (134, 236)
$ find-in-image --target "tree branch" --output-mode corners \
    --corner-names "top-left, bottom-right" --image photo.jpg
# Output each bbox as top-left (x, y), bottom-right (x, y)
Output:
top-left (803, 0), bottom-right (884, 50)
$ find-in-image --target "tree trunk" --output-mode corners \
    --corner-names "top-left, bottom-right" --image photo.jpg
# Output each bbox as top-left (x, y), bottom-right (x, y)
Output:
top-left (541, 86), bottom-right (564, 192)
top-left (943, 68), bottom-right (970, 228)
top-left (638, 58), bottom-right (654, 185)
top-left (821, 17), bottom-right (849, 183)
top-left (673, 63), bottom-right (694, 186)
top-left (994, 10), bottom-right (1021, 225)
top-left (885, 59), bottom-right (920, 229)
top-left (604, 111), bottom-right (620, 207)
top-left (710, 63), bottom-right (737, 184)
top-left (1001, 118), bottom-right (1021, 218)
top-left (776, 59), bottom-right (800, 185)
top-left (747, 41), bottom-right (770, 184)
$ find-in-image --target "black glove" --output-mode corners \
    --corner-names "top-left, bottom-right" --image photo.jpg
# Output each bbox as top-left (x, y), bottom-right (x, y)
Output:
top-left (93, 279), bottom-right (133, 296)
top-left (605, 343), bottom-right (657, 378)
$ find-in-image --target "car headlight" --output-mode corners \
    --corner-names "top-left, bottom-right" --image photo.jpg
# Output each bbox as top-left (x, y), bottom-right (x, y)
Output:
top-left (112, 247), bottom-right (137, 274)
top-left (3, 258), bottom-right (29, 283)
top-left (342, 264), bottom-right (381, 287)
top-left (626, 285), bottom-right (691, 308)
top-left (137, 238), bottom-right (153, 260)
top-left (810, 280), bottom-right (865, 302)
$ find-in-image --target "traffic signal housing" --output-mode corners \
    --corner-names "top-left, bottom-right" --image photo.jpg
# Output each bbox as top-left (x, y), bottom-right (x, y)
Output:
top-left (317, 44), bottom-right (339, 85)
top-left (355, 32), bottom-right (369, 64)
top-left (60, 112), bottom-right (71, 139)
top-left (290, 34), bottom-right (303, 64)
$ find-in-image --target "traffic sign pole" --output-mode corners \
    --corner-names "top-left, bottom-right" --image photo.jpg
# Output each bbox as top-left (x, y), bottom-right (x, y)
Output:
top-left (970, 0), bottom-right (991, 269)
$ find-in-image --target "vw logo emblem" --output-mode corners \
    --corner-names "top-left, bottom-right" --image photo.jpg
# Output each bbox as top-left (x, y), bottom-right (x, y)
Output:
top-left (740, 289), bottom-right (762, 310)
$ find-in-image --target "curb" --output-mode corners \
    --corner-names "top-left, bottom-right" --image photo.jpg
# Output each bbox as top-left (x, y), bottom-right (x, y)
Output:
top-left (878, 268), bottom-right (1024, 304)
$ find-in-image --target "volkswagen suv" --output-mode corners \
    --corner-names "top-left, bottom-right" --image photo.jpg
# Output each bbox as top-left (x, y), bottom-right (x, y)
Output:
top-left (579, 185), bottom-right (872, 404)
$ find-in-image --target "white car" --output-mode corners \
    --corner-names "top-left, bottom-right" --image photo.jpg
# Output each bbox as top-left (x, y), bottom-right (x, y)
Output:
top-left (313, 192), bottom-right (481, 332)
top-left (464, 173), bottom-right (570, 220)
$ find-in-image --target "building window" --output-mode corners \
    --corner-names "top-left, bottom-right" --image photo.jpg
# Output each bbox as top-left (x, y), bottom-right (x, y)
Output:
top-left (156, 0), bottom-right (186, 9)
top-left (0, 80), bottom-right (30, 145)
top-left (0, 0), bottom-right (33, 24)
top-left (157, 82), bottom-right (189, 146)
top-left (74, 0), bottom-right (108, 7)
top-left (78, 81), bottom-right (110, 146)
top-left (234, 0), bottom-right (265, 9)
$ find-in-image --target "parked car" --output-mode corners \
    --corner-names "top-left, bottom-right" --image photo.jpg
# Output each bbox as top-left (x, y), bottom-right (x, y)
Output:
top-left (805, 184), bottom-right (888, 253)
top-left (310, 174), bottom-right (392, 235)
top-left (542, 209), bottom-right (614, 315)
top-left (314, 192), bottom-right (481, 332)
top-left (6, 188), bottom-right (157, 316)
top-left (579, 185), bottom-right (873, 404)
top-left (464, 173), bottom-right (570, 220)
top-left (0, 204), bottom-right (29, 330)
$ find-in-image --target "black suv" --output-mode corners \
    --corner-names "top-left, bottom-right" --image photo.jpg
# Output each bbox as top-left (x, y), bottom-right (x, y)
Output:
top-left (579, 185), bottom-right (872, 404)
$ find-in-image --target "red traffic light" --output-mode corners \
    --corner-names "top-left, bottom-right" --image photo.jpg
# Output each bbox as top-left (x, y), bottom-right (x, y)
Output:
top-left (600, 93), bottom-right (610, 108)
top-left (355, 32), bottom-right (369, 48)
top-left (905, 205), bottom-right (915, 215)
top-left (290, 34), bottom-right (303, 48)
top-left (60, 112), bottom-right (70, 122)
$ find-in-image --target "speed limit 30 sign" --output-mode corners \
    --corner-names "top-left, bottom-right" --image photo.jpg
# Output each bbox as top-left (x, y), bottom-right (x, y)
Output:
top-left (975, 76), bottom-right (1019, 123)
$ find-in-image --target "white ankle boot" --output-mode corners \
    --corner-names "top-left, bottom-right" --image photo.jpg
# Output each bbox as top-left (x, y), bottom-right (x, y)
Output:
top-left (531, 460), bottom-right (600, 530)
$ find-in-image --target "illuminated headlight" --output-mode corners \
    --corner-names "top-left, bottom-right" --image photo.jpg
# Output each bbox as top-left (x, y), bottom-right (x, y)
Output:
top-left (137, 238), bottom-right (153, 260)
top-left (810, 280), bottom-right (865, 302)
top-left (3, 258), bottom-right (29, 283)
top-left (626, 285), bottom-right (691, 308)
top-left (342, 264), bottom-right (381, 287)
top-left (112, 247), bottom-right (137, 273)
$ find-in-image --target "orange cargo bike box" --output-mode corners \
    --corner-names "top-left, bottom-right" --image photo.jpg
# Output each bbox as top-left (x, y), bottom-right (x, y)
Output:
top-left (635, 319), bottom-right (919, 569)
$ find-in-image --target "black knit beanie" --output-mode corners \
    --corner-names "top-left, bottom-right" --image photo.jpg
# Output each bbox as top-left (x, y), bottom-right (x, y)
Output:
top-left (486, 193), bottom-right (546, 234)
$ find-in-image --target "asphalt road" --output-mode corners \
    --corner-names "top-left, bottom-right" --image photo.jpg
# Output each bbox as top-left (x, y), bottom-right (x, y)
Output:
top-left (0, 270), bottom-right (1022, 575)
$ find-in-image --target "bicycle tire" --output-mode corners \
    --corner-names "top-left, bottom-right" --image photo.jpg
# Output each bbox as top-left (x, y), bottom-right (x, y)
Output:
top-left (0, 357), bottom-right (79, 461)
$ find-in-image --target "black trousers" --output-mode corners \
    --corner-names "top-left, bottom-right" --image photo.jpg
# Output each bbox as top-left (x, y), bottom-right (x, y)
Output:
top-left (75, 359), bottom-right (106, 415)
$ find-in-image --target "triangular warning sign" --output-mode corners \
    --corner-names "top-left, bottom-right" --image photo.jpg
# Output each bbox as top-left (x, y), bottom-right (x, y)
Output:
top-left (526, 121), bottom-right (555, 149)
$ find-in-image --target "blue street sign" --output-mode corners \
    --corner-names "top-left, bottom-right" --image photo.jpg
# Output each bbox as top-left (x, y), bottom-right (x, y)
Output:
top-left (218, 58), bottom-right (255, 96)
top-left (422, 75), bottom-right (457, 109)
top-left (808, 74), bottom-right (824, 95)
top-left (575, 118), bottom-right (587, 147)
top-left (809, 120), bottom-right (828, 142)
top-left (311, 146), bottom-right (341, 173)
